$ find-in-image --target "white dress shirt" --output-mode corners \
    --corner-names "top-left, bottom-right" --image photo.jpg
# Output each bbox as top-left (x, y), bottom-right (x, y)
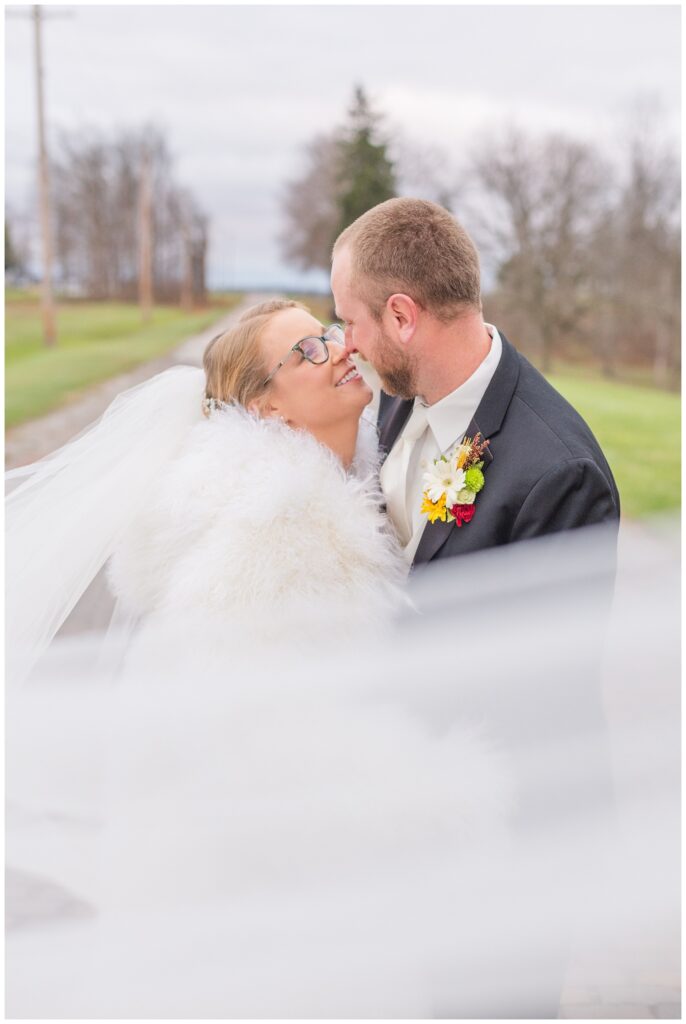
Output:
top-left (380, 324), bottom-right (502, 564)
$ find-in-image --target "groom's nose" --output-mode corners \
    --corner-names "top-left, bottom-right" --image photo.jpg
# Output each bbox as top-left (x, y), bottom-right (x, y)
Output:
top-left (342, 327), bottom-right (358, 359)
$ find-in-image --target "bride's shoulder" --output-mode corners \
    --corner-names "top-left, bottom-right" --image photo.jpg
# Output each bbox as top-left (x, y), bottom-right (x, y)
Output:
top-left (107, 407), bottom-right (387, 617)
top-left (185, 404), bottom-right (330, 459)
top-left (167, 405), bottom-right (349, 501)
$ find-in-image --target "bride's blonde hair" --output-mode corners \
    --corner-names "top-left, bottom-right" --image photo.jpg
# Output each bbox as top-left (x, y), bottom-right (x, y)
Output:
top-left (203, 298), bottom-right (307, 411)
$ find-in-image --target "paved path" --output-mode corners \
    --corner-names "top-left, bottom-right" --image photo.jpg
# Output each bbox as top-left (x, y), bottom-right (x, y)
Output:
top-left (5, 295), bottom-right (265, 470)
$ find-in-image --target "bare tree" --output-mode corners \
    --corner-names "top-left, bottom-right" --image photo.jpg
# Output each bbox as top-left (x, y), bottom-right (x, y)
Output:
top-left (279, 133), bottom-right (341, 272)
top-left (53, 133), bottom-right (110, 296)
top-left (600, 116), bottom-right (680, 387)
top-left (50, 125), bottom-right (208, 305)
top-left (175, 188), bottom-right (209, 310)
top-left (5, 205), bottom-right (33, 279)
top-left (471, 127), bottom-right (609, 372)
top-left (391, 135), bottom-right (460, 211)
top-left (111, 131), bottom-right (144, 297)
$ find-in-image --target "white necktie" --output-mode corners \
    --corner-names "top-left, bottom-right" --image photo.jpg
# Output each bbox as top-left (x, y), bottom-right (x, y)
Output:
top-left (381, 403), bottom-right (429, 545)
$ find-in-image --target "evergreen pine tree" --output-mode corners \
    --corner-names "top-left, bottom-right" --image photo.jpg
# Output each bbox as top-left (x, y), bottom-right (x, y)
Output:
top-left (334, 86), bottom-right (397, 239)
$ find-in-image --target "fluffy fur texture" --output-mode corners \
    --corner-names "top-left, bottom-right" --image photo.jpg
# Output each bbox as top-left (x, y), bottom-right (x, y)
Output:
top-left (108, 407), bottom-right (408, 648)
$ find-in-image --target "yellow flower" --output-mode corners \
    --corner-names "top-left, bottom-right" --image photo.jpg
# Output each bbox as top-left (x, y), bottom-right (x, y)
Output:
top-left (455, 442), bottom-right (471, 470)
top-left (421, 493), bottom-right (447, 523)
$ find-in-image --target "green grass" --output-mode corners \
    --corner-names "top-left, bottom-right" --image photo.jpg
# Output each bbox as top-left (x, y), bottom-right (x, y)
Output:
top-left (5, 293), bottom-right (679, 519)
top-left (5, 296), bottom-right (242, 428)
top-left (287, 295), bottom-right (681, 519)
top-left (548, 372), bottom-right (680, 519)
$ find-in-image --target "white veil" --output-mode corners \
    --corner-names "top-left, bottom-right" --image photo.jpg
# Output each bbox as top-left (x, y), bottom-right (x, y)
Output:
top-left (6, 365), bottom-right (206, 686)
top-left (5, 366), bottom-right (680, 1015)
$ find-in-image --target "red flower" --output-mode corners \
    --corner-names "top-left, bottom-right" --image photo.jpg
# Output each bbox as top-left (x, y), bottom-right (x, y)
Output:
top-left (449, 503), bottom-right (476, 527)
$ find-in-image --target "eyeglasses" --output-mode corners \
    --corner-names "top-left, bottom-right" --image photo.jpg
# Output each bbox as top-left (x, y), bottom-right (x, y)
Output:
top-left (262, 324), bottom-right (344, 387)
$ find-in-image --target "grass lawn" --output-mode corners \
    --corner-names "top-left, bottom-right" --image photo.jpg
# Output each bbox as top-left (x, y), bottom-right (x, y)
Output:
top-left (288, 292), bottom-right (681, 520)
top-left (549, 372), bottom-right (680, 519)
top-left (5, 294), bottom-right (242, 428)
top-left (6, 291), bottom-right (679, 519)
top-left (282, 295), bottom-right (681, 521)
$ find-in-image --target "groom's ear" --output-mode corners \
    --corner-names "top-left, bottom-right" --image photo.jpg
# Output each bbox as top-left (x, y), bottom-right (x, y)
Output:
top-left (386, 293), bottom-right (418, 345)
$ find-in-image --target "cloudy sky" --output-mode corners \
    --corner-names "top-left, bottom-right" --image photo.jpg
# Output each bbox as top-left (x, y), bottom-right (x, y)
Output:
top-left (5, 3), bottom-right (681, 290)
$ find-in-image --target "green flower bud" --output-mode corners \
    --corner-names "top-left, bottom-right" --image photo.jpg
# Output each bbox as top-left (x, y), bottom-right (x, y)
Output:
top-left (464, 466), bottom-right (485, 493)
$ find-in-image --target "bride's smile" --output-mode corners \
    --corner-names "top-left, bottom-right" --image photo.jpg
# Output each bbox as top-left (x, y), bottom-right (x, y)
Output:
top-left (253, 305), bottom-right (373, 467)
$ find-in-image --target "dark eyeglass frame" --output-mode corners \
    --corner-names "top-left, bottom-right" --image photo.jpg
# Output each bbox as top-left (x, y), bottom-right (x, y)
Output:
top-left (262, 324), bottom-right (344, 387)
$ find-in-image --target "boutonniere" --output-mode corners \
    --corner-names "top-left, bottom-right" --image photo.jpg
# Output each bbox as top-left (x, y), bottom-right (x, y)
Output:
top-left (420, 433), bottom-right (491, 527)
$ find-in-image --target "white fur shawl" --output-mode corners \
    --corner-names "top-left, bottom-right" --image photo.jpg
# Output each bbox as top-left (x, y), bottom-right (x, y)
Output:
top-left (107, 407), bottom-right (407, 634)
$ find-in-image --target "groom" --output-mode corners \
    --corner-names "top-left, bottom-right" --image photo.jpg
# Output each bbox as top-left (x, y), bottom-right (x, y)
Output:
top-left (331, 197), bottom-right (620, 566)
top-left (332, 199), bottom-right (618, 1016)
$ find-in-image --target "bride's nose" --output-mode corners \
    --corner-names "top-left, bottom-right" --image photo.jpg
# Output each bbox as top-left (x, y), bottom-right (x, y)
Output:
top-left (330, 340), bottom-right (348, 364)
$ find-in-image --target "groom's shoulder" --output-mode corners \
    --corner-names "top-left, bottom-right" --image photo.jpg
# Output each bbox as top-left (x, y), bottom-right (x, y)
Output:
top-left (491, 338), bottom-right (620, 517)
top-left (500, 337), bottom-right (606, 463)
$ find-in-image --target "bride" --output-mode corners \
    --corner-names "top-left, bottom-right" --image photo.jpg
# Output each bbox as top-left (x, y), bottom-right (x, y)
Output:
top-left (6, 298), bottom-right (514, 1018)
top-left (7, 298), bottom-right (408, 685)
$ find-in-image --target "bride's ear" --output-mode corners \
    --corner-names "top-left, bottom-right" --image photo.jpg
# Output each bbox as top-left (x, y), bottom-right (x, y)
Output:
top-left (247, 398), bottom-right (265, 418)
top-left (248, 396), bottom-right (281, 420)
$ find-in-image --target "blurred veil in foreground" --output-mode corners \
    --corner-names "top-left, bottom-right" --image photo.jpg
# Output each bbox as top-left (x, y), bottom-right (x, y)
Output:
top-left (6, 520), bottom-right (679, 1018)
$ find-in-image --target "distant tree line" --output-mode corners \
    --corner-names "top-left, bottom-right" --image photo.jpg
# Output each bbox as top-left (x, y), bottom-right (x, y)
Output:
top-left (281, 88), bottom-right (680, 388)
top-left (7, 125), bottom-right (208, 306)
top-left (471, 122), bottom-right (680, 386)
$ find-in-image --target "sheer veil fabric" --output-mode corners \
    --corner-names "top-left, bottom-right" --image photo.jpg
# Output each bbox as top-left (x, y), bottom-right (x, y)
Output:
top-left (5, 366), bottom-right (678, 1017)
top-left (6, 523), bottom-right (679, 1017)
top-left (6, 363), bottom-right (406, 687)
top-left (6, 366), bottom-right (207, 686)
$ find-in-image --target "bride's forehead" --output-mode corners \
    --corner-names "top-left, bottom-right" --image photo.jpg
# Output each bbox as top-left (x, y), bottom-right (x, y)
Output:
top-left (261, 308), bottom-right (322, 351)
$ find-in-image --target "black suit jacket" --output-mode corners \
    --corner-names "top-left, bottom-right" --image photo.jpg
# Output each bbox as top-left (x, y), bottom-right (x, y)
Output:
top-left (378, 331), bottom-right (620, 566)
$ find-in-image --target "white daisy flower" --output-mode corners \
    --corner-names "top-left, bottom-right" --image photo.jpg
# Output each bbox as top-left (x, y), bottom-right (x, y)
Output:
top-left (423, 458), bottom-right (466, 508)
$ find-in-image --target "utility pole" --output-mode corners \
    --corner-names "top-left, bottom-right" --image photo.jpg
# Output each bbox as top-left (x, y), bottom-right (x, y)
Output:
top-left (8, 6), bottom-right (71, 343)
top-left (180, 200), bottom-right (193, 313)
top-left (138, 144), bottom-right (153, 322)
top-left (194, 215), bottom-right (208, 306)
top-left (33, 4), bottom-right (57, 346)
top-left (180, 230), bottom-right (194, 313)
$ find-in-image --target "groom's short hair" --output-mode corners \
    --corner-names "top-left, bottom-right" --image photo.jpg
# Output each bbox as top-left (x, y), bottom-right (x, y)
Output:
top-left (333, 197), bottom-right (481, 323)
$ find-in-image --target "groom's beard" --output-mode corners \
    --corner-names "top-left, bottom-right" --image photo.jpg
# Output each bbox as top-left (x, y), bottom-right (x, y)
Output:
top-left (372, 324), bottom-right (418, 400)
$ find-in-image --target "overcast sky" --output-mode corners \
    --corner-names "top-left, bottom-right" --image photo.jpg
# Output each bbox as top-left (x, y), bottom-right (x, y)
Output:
top-left (5, 4), bottom-right (681, 290)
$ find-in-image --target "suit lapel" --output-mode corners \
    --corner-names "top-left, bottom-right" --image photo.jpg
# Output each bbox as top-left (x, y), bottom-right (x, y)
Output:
top-left (412, 333), bottom-right (520, 566)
